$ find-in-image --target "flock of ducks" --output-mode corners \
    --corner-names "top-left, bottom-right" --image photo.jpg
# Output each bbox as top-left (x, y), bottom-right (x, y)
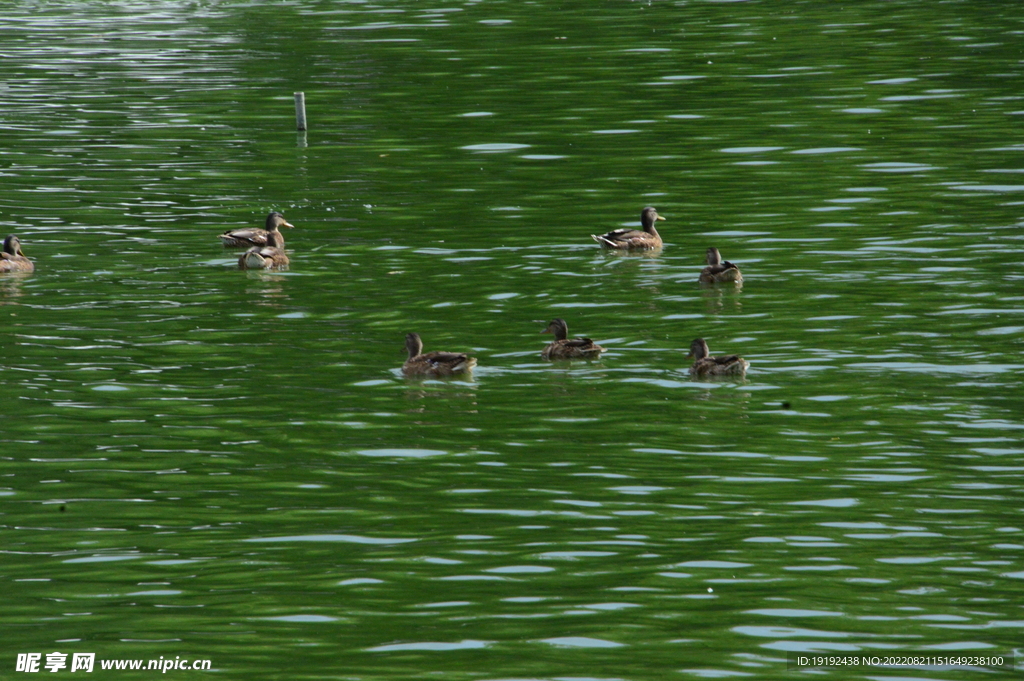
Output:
top-left (1, 206), bottom-right (749, 380)
top-left (399, 206), bottom-right (748, 379)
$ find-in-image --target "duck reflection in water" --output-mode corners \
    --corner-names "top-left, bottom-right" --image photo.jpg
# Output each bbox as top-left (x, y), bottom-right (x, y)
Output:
top-left (403, 384), bottom-right (479, 410)
top-left (0, 274), bottom-right (30, 303)
top-left (243, 275), bottom-right (290, 308)
top-left (700, 284), bottom-right (742, 315)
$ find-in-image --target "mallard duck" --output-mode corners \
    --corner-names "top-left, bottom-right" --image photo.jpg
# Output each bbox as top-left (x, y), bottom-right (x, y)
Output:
top-left (687, 338), bottom-right (749, 378)
top-left (0, 235), bottom-right (34, 273)
top-left (541, 318), bottom-right (605, 360)
top-left (219, 212), bottom-right (294, 247)
top-left (402, 332), bottom-right (477, 377)
top-left (699, 247), bottom-right (742, 284)
top-left (592, 206), bottom-right (665, 250)
top-left (238, 230), bottom-right (289, 270)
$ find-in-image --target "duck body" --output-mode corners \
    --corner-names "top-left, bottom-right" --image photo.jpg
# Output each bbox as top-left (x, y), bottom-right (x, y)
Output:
top-left (592, 206), bottom-right (665, 250)
top-left (402, 332), bottom-right (477, 377)
top-left (699, 247), bottom-right (742, 284)
top-left (687, 338), bottom-right (748, 378)
top-left (220, 212), bottom-right (294, 248)
top-left (238, 230), bottom-right (289, 270)
top-left (0, 235), bottom-right (34, 273)
top-left (540, 318), bottom-right (605, 360)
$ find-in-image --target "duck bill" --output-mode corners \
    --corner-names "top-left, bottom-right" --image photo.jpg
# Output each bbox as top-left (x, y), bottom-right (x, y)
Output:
top-left (656, 215), bottom-right (666, 221)
top-left (282, 221), bottom-right (295, 229)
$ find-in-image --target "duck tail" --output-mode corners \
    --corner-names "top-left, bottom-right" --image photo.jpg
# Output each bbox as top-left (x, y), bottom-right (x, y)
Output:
top-left (240, 250), bottom-right (267, 269)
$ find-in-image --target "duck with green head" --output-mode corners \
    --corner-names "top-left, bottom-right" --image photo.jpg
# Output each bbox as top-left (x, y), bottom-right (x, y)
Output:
top-left (592, 207), bottom-right (665, 250)
top-left (0, 235), bottom-right (34, 273)
top-left (402, 333), bottom-right (477, 377)
top-left (540, 318), bottom-right (605, 360)
top-left (220, 212), bottom-right (294, 248)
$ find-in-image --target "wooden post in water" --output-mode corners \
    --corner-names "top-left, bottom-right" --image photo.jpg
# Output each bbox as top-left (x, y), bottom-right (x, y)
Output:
top-left (294, 92), bottom-right (307, 131)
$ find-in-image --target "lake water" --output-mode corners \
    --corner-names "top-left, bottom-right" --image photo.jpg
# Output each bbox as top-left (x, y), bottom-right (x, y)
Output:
top-left (3, 1), bottom-right (1023, 679)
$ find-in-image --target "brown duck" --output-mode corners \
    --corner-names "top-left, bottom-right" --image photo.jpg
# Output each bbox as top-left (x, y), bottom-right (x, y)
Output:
top-left (0, 235), bottom-right (34, 273)
top-left (699, 247), bottom-right (742, 284)
top-left (402, 333), bottom-right (477, 377)
top-left (238, 230), bottom-right (289, 270)
top-left (220, 212), bottom-right (294, 248)
top-left (540, 318), bottom-right (605, 360)
top-left (592, 207), bottom-right (665, 250)
top-left (687, 338), bottom-right (749, 378)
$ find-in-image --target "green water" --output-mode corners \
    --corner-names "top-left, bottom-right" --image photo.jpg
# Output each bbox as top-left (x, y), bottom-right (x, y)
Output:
top-left (3, 1), bottom-right (1023, 679)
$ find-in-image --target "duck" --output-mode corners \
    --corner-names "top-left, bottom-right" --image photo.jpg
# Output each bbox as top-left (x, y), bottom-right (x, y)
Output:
top-left (699, 247), bottom-right (742, 284)
top-left (591, 206), bottom-right (665, 250)
top-left (402, 333), bottom-right (477, 377)
top-left (687, 338), bottom-right (749, 378)
top-left (0, 235), bottom-right (34, 273)
top-left (219, 212), bottom-right (294, 248)
top-left (238, 230), bottom-right (289, 270)
top-left (540, 318), bottom-right (605, 360)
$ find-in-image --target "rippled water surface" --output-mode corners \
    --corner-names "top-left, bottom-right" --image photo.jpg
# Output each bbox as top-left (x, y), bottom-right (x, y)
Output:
top-left (3, 1), bottom-right (1024, 679)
